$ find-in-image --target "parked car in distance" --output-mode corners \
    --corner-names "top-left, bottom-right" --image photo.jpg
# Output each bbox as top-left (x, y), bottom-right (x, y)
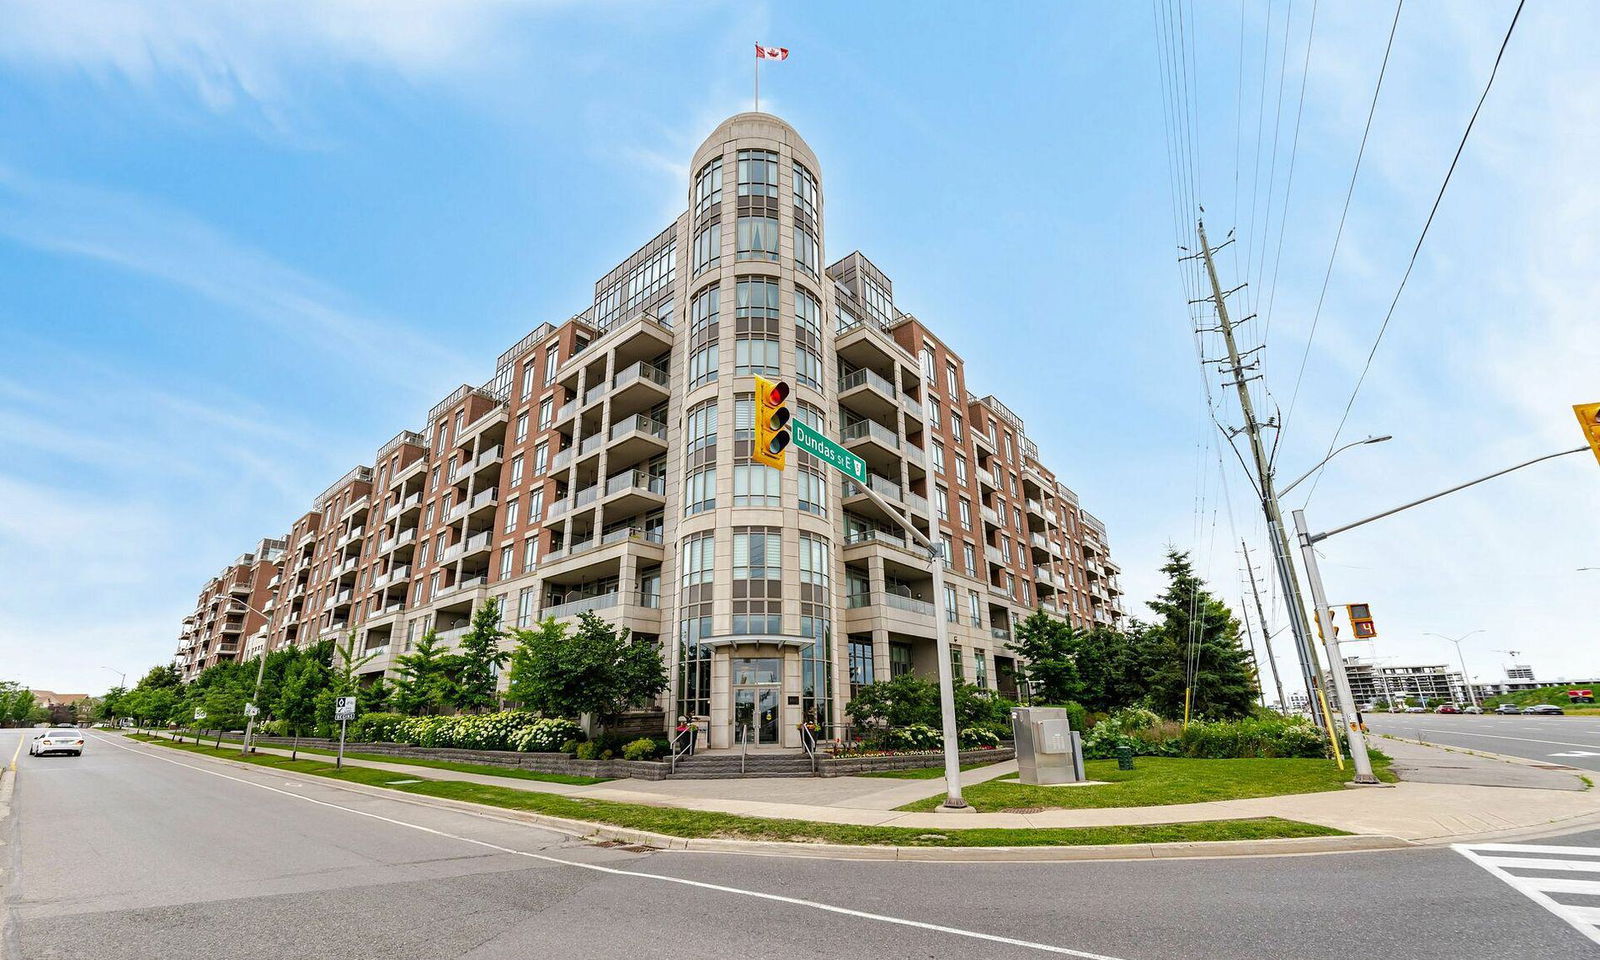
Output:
top-left (27, 728), bottom-right (86, 757)
top-left (1523, 704), bottom-right (1566, 715)
top-left (1435, 705), bottom-right (1460, 714)
top-left (1494, 704), bottom-right (1523, 715)
top-left (1404, 705), bottom-right (1426, 713)
top-left (1462, 706), bottom-right (1483, 714)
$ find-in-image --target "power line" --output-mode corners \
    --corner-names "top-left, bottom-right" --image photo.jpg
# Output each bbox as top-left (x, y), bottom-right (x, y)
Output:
top-left (1304, 0), bottom-right (1528, 504)
top-left (1278, 0), bottom-right (1403, 458)
top-left (1258, 0), bottom-right (1318, 345)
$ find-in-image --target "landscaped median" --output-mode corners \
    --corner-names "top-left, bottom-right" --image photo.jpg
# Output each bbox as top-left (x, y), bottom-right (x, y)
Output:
top-left (123, 733), bottom-right (1347, 850)
top-left (897, 755), bottom-right (1396, 813)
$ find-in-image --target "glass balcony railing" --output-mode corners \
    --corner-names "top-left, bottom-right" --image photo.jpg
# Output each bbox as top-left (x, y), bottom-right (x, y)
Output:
top-left (841, 419), bottom-right (899, 449)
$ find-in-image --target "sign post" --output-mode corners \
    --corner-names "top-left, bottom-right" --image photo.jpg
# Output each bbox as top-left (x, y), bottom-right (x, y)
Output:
top-left (334, 696), bottom-right (357, 770)
top-left (788, 415), bottom-right (964, 809)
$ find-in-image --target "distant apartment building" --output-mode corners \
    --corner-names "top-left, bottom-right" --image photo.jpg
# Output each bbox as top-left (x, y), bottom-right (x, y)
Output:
top-left (1339, 658), bottom-right (1467, 706)
top-left (170, 112), bottom-right (1125, 744)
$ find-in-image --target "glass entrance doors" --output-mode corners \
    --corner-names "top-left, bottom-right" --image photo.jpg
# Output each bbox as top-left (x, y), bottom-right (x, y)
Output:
top-left (730, 657), bottom-right (781, 745)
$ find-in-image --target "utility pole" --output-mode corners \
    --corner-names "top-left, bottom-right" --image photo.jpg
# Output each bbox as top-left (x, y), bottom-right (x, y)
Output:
top-left (1241, 540), bottom-right (1288, 714)
top-left (1237, 592), bottom-right (1268, 711)
top-left (1193, 220), bottom-right (1325, 723)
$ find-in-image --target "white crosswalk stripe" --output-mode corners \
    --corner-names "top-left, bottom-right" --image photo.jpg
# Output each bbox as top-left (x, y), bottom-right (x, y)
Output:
top-left (1455, 843), bottom-right (1600, 947)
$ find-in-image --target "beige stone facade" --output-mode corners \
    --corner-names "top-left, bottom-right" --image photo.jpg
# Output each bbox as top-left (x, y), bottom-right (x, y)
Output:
top-left (171, 113), bottom-right (1124, 741)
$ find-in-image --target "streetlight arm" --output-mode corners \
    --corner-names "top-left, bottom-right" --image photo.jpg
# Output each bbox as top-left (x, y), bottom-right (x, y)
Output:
top-left (1279, 436), bottom-right (1392, 496)
top-left (1309, 446), bottom-right (1589, 544)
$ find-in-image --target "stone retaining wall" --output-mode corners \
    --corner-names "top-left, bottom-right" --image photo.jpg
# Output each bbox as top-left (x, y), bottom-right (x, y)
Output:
top-left (820, 747), bottom-right (1014, 776)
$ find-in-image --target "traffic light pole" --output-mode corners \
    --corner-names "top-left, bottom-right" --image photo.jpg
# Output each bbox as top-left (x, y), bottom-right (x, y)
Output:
top-left (851, 480), bottom-right (967, 811)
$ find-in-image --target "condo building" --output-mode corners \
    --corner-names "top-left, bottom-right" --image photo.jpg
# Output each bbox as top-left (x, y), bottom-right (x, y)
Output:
top-left (171, 113), bottom-right (1125, 745)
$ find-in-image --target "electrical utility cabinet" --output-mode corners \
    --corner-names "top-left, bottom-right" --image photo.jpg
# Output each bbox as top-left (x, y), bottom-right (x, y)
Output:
top-left (1011, 706), bottom-right (1086, 785)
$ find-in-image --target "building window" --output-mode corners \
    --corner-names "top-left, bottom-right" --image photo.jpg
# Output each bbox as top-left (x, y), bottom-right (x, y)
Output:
top-left (684, 465), bottom-right (716, 515)
top-left (504, 497), bottom-right (519, 533)
top-left (955, 455), bottom-right (968, 486)
top-left (681, 533), bottom-right (715, 587)
top-left (515, 413), bottom-right (529, 443)
top-left (523, 536), bottom-right (538, 573)
top-left (951, 412), bottom-right (963, 441)
top-left (693, 222), bottom-right (720, 274)
top-left (693, 157), bottom-right (722, 216)
top-left (932, 442), bottom-right (945, 474)
top-left (798, 465), bottom-right (826, 516)
top-left (794, 288), bottom-right (823, 389)
top-left (732, 528), bottom-right (780, 580)
top-left (734, 335), bottom-right (780, 377)
top-left (798, 535), bottom-right (830, 589)
top-left (936, 485), bottom-right (949, 521)
top-left (499, 546), bottom-right (514, 578)
top-left (944, 583), bottom-right (958, 622)
top-left (735, 216), bottom-right (779, 261)
top-left (689, 284), bottom-right (720, 389)
top-left (533, 442), bottom-right (548, 475)
top-left (890, 642), bottom-right (913, 679)
top-left (964, 543), bottom-right (976, 574)
top-left (520, 363), bottom-right (534, 399)
top-left (732, 463), bottom-right (780, 507)
top-left (737, 149), bottom-right (779, 197)
top-left (793, 161), bottom-right (818, 217)
top-left (686, 401), bottom-right (718, 453)
top-left (736, 276), bottom-right (780, 320)
top-left (959, 499), bottom-right (971, 529)
top-left (528, 487), bottom-right (544, 523)
top-left (921, 345), bottom-right (936, 381)
top-left (848, 639), bottom-right (874, 696)
top-left (974, 649), bottom-right (988, 689)
top-left (946, 361), bottom-right (959, 395)
top-left (968, 590), bottom-right (982, 626)
top-left (928, 396), bottom-right (941, 427)
top-left (510, 455), bottom-right (524, 486)
top-left (538, 398), bottom-right (553, 430)
top-left (794, 224), bottom-right (819, 275)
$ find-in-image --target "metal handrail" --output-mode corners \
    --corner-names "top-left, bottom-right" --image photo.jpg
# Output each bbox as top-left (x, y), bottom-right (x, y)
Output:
top-left (799, 723), bottom-right (819, 775)
top-left (739, 722), bottom-right (751, 775)
top-left (668, 725), bottom-right (696, 775)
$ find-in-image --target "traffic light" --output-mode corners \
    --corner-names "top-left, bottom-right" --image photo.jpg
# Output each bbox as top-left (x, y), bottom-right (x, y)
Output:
top-left (753, 375), bottom-right (791, 470)
top-left (1574, 402), bottom-right (1600, 465)
top-left (1345, 603), bottom-right (1377, 639)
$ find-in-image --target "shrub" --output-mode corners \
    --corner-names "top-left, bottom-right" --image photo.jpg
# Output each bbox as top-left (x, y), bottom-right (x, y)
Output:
top-left (509, 718), bottom-right (581, 753)
top-left (574, 741), bottom-right (600, 760)
top-left (1082, 707), bottom-right (1179, 759)
top-left (1179, 715), bottom-right (1327, 759)
top-left (960, 727), bottom-right (1001, 748)
top-left (887, 723), bottom-right (943, 751)
top-left (622, 738), bottom-right (659, 761)
top-left (349, 712), bottom-right (407, 744)
top-left (559, 739), bottom-right (580, 755)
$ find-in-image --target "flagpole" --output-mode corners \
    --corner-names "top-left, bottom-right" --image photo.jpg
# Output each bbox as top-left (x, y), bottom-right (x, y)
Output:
top-left (754, 53), bottom-right (760, 112)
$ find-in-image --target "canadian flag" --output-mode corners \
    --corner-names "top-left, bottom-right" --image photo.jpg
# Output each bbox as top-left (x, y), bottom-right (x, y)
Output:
top-left (755, 44), bottom-right (789, 61)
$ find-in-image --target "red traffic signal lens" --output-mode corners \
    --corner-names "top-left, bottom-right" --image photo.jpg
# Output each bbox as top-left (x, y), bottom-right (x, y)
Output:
top-left (766, 381), bottom-right (790, 406)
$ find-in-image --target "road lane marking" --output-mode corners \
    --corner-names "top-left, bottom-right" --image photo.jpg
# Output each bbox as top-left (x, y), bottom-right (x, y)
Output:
top-left (1456, 843), bottom-right (1600, 947)
top-left (96, 736), bottom-right (1129, 959)
top-left (1412, 728), bottom-right (1600, 751)
top-left (8, 735), bottom-right (21, 771)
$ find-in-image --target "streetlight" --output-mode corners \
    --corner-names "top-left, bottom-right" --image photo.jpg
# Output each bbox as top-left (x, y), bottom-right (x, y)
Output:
top-left (1426, 630), bottom-right (1484, 708)
top-left (100, 666), bottom-right (126, 688)
top-left (221, 597), bottom-right (273, 755)
top-left (1278, 436), bottom-right (1392, 496)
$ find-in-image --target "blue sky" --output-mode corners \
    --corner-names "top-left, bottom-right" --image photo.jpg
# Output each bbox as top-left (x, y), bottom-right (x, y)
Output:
top-left (2, 1), bottom-right (1596, 697)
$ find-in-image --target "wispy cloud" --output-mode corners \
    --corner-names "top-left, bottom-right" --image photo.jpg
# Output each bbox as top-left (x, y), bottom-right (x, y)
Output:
top-left (0, 165), bottom-right (470, 388)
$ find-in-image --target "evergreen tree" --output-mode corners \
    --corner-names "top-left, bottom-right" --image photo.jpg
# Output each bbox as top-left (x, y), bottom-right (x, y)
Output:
top-left (449, 600), bottom-right (509, 714)
top-left (1010, 609), bottom-right (1083, 704)
top-left (390, 629), bottom-right (452, 716)
top-left (1144, 549), bottom-right (1257, 720)
top-left (275, 658), bottom-right (323, 759)
top-left (1070, 624), bottom-right (1154, 713)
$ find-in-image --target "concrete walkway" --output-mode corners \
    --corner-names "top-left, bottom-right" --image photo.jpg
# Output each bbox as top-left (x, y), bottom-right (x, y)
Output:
top-left (140, 732), bottom-right (1600, 845)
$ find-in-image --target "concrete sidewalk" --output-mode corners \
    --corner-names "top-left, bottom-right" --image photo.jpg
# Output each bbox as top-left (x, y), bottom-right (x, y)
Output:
top-left (133, 732), bottom-right (1600, 845)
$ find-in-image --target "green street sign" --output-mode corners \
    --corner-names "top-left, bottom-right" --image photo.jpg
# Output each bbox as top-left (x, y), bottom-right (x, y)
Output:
top-left (791, 419), bottom-right (867, 485)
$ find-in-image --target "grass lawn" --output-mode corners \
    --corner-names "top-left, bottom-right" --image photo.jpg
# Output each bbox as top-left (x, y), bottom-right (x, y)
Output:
top-left (122, 734), bottom-right (1346, 848)
top-left (855, 761), bottom-right (999, 780)
top-left (896, 755), bottom-right (1396, 813)
top-left (130, 731), bottom-right (608, 786)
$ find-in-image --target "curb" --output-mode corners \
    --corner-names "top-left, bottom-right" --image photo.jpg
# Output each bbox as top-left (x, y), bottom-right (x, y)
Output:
top-left (1377, 734), bottom-right (1586, 773)
top-left (116, 734), bottom-right (1413, 863)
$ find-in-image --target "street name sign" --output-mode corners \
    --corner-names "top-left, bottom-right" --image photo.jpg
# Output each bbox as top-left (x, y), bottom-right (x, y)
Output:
top-left (791, 419), bottom-right (867, 485)
top-left (334, 696), bottom-right (357, 721)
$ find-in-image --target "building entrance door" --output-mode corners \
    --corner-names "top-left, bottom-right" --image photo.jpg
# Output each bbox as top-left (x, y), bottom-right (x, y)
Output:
top-left (730, 657), bottom-right (782, 746)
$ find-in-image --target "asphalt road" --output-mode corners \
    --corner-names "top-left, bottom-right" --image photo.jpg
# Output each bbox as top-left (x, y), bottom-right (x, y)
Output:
top-left (4, 729), bottom-right (1600, 959)
top-left (1367, 712), bottom-right (1600, 774)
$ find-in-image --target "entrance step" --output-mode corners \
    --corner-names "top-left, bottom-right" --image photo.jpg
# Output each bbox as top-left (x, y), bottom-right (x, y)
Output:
top-left (666, 753), bottom-right (817, 778)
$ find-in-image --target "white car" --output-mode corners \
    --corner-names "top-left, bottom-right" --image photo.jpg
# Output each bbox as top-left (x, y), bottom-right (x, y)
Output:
top-left (28, 728), bottom-right (86, 757)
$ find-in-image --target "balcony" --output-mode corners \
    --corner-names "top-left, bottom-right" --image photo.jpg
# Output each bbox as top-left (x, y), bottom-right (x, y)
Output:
top-left (884, 593), bottom-right (934, 618)
top-left (603, 469), bottom-right (667, 514)
top-left (336, 526), bottom-right (365, 550)
top-left (572, 483), bottom-right (600, 509)
top-left (550, 447), bottom-right (573, 473)
top-left (608, 414), bottom-right (668, 462)
top-left (556, 399), bottom-right (576, 423)
top-left (978, 468), bottom-right (999, 491)
top-left (578, 430), bottom-right (606, 459)
top-left (333, 588), bottom-right (353, 607)
top-left (972, 429), bottom-right (997, 455)
top-left (1026, 498), bottom-right (1045, 518)
top-left (341, 494), bottom-right (369, 520)
top-left (469, 485), bottom-right (499, 515)
top-left (380, 528), bottom-right (417, 555)
top-left (334, 556), bottom-right (358, 577)
top-left (394, 456), bottom-right (426, 484)
top-left (990, 626), bottom-right (1012, 642)
top-left (842, 418), bottom-right (899, 451)
top-left (439, 541), bottom-right (464, 564)
top-left (540, 590), bottom-right (661, 621)
top-left (844, 472), bottom-right (903, 503)
top-left (600, 525), bottom-right (663, 547)
top-left (981, 505), bottom-right (1001, 529)
top-left (838, 368), bottom-right (898, 419)
top-left (607, 361), bottom-right (671, 417)
top-left (903, 491), bottom-right (930, 518)
top-left (229, 580), bottom-right (251, 596)
top-left (473, 444), bottom-right (503, 474)
top-left (985, 544), bottom-right (1008, 567)
top-left (462, 529), bottom-right (494, 558)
